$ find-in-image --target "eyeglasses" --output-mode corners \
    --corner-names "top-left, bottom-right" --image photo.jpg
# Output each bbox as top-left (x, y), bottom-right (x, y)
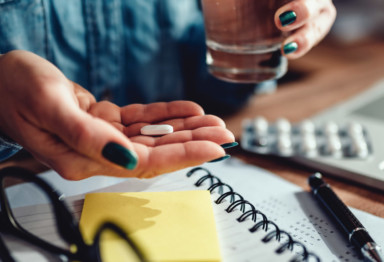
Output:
top-left (0, 166), bottom-right (146, 262)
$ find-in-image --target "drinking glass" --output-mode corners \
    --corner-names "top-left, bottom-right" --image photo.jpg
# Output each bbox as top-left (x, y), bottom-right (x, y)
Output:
top-left (201, 0), bottom-right (292, 83)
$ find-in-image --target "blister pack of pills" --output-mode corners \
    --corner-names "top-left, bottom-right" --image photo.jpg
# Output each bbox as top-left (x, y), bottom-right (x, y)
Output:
top-left (241, 117), bottom-right (373, 159)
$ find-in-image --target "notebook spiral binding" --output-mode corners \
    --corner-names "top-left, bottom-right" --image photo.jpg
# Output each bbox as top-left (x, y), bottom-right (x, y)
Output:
top-left (186, 167), bottom-right (321, 262)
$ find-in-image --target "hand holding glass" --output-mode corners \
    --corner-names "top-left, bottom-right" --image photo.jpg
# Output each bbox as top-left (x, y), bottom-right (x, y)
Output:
top-left (201, 0), bottom-right (292, 83)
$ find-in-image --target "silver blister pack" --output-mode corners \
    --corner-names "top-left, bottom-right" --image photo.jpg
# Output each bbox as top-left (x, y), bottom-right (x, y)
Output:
top-left (241, 117), bottom-right (373, 159)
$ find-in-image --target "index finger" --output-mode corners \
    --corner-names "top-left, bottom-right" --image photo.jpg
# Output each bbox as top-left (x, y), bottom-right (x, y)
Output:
top-left (275, 0), bottom-right (334, 31)
top-left (121, 100), bottom-right (205, 125)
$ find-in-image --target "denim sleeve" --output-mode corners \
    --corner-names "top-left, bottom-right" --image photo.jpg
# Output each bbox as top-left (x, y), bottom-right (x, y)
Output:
top-left (0, 134), bottom-right (23, 162)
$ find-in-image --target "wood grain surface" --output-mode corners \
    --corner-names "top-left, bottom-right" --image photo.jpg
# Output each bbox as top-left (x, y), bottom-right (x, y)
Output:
top-left (223, 37), bottom-right (384, 217)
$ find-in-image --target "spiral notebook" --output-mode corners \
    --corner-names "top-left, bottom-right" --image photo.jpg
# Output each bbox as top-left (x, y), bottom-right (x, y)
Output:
top-left (89, 163), bottom-right (318, 262)
top-left (4, 158), bottom-right (384, 261)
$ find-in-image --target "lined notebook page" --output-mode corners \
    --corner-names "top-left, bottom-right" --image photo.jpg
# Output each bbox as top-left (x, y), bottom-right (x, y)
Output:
top-left (3, 158), bottom-right (384, 261)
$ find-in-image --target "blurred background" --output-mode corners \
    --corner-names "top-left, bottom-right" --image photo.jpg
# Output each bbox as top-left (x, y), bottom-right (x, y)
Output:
top-left (331, 0), bottom-right (384, 43)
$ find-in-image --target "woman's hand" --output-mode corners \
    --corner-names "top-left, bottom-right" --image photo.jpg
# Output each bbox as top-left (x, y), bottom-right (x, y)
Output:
top-left (0, 50), bottom-right (234, 180)
top-left (275, 0), bottom-right (337, 58)
top-left (88, 100), bottom-right (235, 179)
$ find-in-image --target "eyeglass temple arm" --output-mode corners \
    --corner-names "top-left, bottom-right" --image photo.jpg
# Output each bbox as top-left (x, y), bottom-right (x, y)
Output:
top-left (0, 234), bottom-right (16, 262)
top-left (0, 167), bottom-right (83, 258)
top-left (93, 222), bottom-right (147, 262)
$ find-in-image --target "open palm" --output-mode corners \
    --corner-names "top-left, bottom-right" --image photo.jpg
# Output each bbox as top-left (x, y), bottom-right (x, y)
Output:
top-left (0, 51), bottom-right (234, 180)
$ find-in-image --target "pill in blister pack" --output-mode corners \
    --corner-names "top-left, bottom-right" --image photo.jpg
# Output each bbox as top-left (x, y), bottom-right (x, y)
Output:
top-left (241, 117), bottom-right (373, 159)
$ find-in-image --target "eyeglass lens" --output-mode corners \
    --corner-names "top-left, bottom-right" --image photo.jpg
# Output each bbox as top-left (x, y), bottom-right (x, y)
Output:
top-left (3, 176), bottom-right (70, 251)
top-left (2, 173), bottom-right (145, 262)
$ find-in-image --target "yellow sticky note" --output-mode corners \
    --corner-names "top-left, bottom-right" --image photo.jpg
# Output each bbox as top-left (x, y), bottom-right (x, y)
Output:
top-left (79, 190), bottom-right (221, 262)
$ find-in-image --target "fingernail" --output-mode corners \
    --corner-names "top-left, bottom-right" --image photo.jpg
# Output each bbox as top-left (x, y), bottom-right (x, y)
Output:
top-left (102, 142), bottom-right (138, 170)
top-left (283, 42), bottom-right (298, 55)
top-left (208, 154), bottom-right (231, 163)
top-left (221, 142), bottom-right (239, 149)
top-left (279, 11), bottom-right (296, 26)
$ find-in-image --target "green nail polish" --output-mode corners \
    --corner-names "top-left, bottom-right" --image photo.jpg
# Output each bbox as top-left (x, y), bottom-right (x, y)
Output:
top-left (208, 154), bottom-right (231, 163)
top-left (279, 11), bottom-right (296, 26)
top-left (283, 42), bottom-right (298, 55)
top-left (221, 142), bottom-right (239, 149)
top-left (102, 142), bottom-right (138, 170)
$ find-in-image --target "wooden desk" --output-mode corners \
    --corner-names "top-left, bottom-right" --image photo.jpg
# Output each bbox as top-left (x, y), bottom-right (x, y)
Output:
top-left (223, 37), bottom-right (384, 218)
top-left (1, 37), bottom-right (383, 218)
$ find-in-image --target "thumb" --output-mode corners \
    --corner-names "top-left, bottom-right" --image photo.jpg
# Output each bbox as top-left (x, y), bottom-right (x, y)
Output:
top-left (51, 106), bottom-right (138, 170)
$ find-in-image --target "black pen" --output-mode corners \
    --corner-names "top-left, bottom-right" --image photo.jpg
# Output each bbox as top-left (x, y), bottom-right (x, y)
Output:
top-left (308, 173), bottom-right (384, 262)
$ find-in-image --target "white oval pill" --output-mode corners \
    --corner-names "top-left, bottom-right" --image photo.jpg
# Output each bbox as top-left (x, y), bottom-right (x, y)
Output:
top-left (300, 120), bottom-right (315, 134)
top-left (277, 133), bottom-right (293, 156)
top-left (140, 124), bottom-right (173, 136)
top-left (325, 134), bottom-right (343, 157)
top-left (301, 133), bottom-right (318, 157)
top-left (348, 122), bottom-right (364, 137)
top-left (253, 116), bottom-right (269, 135)
top-left (275, 118), bottom-right (291, 134)
top-left (324, 121), bottom-right (339, 135)
top-left (350, 136), bottom-right (369, 158)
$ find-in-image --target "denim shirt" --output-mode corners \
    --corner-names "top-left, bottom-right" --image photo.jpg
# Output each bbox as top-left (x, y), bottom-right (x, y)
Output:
top-left (0, 0), bottom-right (258, 161)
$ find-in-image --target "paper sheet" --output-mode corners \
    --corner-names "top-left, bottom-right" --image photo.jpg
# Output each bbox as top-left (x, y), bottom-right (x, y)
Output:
top-left (3, 158), bottom-right (384, 262)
